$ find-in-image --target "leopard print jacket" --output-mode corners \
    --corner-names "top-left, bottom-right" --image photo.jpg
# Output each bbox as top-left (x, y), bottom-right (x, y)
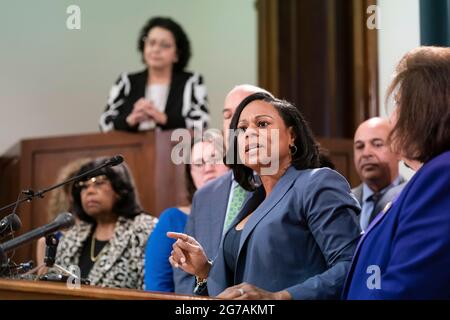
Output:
top-left (54, 213), bottom-right (157, 289)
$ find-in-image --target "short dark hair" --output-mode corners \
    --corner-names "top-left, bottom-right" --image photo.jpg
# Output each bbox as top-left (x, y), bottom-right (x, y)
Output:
top-left (138, 16), bottom-right (191, 72)
top-left (72, 158), bottom-right (143, 223)
top-left (387, 46), bottom-right (450, 163)
top-left (227, 92), bottom-right (320, 191)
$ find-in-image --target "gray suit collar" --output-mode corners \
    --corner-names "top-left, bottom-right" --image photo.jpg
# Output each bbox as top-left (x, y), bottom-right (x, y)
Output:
top-left (204, 171), bottom-right (233, 256)
top-left (352, 184), bottom-right (363, 204)
top-left (370, 181), bottom-right (406, 223)
top-left (352, 175), bottom-right (406, 207)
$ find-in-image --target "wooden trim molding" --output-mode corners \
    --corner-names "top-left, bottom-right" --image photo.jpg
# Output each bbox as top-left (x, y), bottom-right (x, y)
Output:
top-left (256, 0), bottom-right (279, 96)
top-left (0, 278), bottom-right (214, 300)
top-left (256, 0), bottom-right (380, 138)
top-left (352, 0), bottom-right (379, 125)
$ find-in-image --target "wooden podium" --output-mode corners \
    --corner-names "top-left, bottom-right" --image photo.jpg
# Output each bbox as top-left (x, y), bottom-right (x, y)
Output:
top-left (0, 278), bottom-right (211, 300)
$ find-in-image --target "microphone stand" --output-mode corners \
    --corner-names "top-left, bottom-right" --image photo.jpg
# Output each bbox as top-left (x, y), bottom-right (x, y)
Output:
top-left (25, 233), bottom-right (79, 281)
top-left (0, 260), bottom-right (34, 278)
top-left (0, 160), bottom-right (114, 273)
top-left (0, 155), bottom-right (122, 278)
top-left (0, 212), bottom-right (75, 277)
top-left (0, 156), bottom-right (122, 214)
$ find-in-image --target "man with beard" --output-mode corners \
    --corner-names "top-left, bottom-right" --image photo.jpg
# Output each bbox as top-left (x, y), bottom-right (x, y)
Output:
top-left (352, 117), bottom-right (405, 231)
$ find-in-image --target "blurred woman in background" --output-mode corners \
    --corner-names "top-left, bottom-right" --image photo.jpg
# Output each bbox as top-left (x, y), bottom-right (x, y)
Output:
top-left (144, 132), bottom-right (229, 292)
top-left (100, 16), bottom-right (209, 132)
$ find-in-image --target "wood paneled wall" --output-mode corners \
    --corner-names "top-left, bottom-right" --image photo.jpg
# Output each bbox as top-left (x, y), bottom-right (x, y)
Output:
top-left (257, 0), bottom-right (379, 139)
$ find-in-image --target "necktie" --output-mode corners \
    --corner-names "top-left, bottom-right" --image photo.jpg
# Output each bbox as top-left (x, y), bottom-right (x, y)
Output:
top-left (223, 184), bottom-right (246, 231)
top-left (360, 192), bottom-right (381, 231)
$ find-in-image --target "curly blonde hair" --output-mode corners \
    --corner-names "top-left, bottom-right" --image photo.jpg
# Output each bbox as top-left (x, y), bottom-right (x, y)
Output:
top-left (46, 158), bottom-right (92, 222)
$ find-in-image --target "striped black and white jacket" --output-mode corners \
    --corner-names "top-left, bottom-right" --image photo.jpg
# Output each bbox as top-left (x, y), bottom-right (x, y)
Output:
top-left (99, 69), bottom-right (209, 132)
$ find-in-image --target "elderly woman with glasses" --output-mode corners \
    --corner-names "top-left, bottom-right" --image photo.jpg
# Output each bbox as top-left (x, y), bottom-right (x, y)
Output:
top-left (54, 157), bottom-right (157, 289)
top-left (100, 16), bottom-right (209, 132)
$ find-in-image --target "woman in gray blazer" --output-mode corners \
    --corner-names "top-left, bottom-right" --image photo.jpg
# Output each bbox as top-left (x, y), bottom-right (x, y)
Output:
top-left (169, 92), bottom-right (361, 299)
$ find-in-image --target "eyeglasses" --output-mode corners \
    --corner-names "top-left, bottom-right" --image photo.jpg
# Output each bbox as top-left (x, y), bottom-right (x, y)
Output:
top-left (76, 175), bottom-right (109, 190)
top-left (191, 158), bottom-right (225, 169)
top-left (142, 36), bottom-right (175, 50)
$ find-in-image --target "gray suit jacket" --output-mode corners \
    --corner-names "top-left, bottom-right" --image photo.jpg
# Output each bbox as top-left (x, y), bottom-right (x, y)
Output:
top-left (352, 176), bottom-right (407, 226)
top-left (173, 171), bottom-right (249, 294)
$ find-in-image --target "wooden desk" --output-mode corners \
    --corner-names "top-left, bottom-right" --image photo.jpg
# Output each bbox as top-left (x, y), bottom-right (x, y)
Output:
top-left (0, 278), bottom-right (210, 300)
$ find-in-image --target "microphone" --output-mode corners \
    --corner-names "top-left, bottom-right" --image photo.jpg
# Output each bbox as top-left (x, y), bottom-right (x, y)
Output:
top-left (0, 154), bottom-right (125, 214)
top-left (105, 154), bottom-right (124, 167)
top-left (0, 214), bottom-right (22, 239)
top-left (0, 212), bottom-right (75, 260)
top-left (44, 233), bottom-right (59, 268)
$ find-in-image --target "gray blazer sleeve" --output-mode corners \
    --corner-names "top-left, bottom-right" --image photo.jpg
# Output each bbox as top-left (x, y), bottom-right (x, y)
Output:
top-left (287, 169), bottom-right (361, 299)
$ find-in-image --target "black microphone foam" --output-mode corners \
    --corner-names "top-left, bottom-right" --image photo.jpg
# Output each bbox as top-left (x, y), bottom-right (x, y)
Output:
top-left (53, 212), bottom-right (76, 229)
top-left (0, 214), bottom-right (22, 238)
top-left (108, 155), bottom-right (124, 166)
top-left (0, 212), bottom-right (75, 255)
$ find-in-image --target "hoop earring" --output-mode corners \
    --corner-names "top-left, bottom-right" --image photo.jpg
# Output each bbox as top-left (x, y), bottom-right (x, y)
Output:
top-left (289, 145), bottom-right (298, 156)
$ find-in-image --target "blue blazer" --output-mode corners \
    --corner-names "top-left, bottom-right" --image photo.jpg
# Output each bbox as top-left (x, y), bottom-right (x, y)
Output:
top-left (343, 150), bottom-right (450, 299)
top-left (207, 166), bottom-right (361, 299)
top-left (174, 171), bottom-right (250, 294)
top-left (144, 207), bottom-right (188, 292)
